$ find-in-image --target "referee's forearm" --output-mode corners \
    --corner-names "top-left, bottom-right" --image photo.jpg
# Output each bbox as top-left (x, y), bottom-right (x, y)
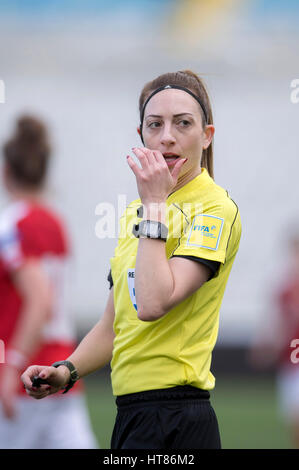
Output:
top-left (66, 321), bottom-right (114, 379)
top-left (135, 237), bottom-right (174, 321)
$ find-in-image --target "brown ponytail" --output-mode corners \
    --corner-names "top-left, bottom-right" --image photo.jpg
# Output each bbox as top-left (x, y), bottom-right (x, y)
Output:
top-left (3, 115), bottom-right (51, 189)
top-left (139, 70), bottom-right (214, 179)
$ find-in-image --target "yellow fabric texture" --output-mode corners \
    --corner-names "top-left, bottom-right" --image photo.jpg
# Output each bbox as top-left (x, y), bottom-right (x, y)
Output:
top-left (110, 168), bottom-right (241, 396)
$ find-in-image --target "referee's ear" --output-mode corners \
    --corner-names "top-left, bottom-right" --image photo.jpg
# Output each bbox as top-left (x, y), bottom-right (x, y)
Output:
top-left (137, 126), bottom-right (145, 145)
top-left (203, 125), bottom-right (215, 150)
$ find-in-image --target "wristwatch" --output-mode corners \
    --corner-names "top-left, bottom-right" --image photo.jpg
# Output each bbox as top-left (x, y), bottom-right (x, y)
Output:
top-left (132, 220), bottom-right (168, 242)
top-left (51, 360), bottom-right (79, 394)
top-left (136, 205), bottom-right (143, 218)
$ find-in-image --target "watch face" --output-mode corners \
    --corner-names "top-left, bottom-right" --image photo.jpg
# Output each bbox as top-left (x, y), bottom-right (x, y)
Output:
top-left (148, 221), bottom-right (159, 238)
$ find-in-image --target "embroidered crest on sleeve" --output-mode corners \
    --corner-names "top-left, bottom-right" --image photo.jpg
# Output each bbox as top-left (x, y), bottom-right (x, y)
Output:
top-left (186, 214), bottom-right (224, 250)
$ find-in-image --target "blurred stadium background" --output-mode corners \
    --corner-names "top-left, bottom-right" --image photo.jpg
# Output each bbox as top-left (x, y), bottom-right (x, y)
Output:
top-left (0, 0), bottom-right (298, 448)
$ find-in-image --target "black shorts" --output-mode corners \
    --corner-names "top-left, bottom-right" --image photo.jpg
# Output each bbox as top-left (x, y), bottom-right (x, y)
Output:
top-left (111, 386), bottom-right (221, 449)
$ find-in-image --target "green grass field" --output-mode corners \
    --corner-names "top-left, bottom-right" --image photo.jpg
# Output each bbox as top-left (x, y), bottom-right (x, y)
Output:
top-left (84, 375), bottom-right (292, 449)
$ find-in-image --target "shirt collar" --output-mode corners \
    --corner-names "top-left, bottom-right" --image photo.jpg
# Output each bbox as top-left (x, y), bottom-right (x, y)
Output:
top-left (167, 167), bottom-right (213, 204)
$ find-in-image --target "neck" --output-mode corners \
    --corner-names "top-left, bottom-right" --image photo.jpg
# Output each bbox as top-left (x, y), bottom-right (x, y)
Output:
top-left (9, 187), bottom-right (43, 204)
top-left (169, 164), bottom-right (202, 197)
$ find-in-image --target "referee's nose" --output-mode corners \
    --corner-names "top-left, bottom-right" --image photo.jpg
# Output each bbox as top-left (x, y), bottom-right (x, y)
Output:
top-left (160, 123), bottom-right (176, 147)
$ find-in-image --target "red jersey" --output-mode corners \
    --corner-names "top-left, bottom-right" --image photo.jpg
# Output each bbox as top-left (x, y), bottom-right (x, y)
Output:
top-left (0, 200), bottom-right (80, 394)
top-left (277, 276), bottom-right (299, 366)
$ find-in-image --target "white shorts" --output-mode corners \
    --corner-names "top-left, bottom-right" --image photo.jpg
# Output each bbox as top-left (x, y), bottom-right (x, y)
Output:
top-left (0, 393), bottom-right (99, 449)
top-left (277, 366), bottom-right (299, 423)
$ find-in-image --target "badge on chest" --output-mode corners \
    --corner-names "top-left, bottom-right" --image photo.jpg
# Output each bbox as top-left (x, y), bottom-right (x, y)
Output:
top-left (127, 269), bottom-right (137, 311)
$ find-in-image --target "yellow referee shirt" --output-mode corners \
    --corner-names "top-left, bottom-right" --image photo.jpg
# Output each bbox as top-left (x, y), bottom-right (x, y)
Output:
top-left (110, 168), bottom-right (241, 396)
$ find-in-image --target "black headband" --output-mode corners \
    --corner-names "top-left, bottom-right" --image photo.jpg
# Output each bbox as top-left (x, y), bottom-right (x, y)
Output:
top-left (139, 84), bottom-right (208, 144)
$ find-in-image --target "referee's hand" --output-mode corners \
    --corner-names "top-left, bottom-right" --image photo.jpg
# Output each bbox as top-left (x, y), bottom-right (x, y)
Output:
top-left (21, 365), bottom-right (70, 399)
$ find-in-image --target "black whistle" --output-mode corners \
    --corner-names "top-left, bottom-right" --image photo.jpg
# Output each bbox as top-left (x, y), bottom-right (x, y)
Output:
top-left (32, 375), bottom-right (48, 388)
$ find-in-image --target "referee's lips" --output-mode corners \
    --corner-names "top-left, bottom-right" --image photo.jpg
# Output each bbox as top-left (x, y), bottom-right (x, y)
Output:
top-left (163, 153), bottom-right (181, 166)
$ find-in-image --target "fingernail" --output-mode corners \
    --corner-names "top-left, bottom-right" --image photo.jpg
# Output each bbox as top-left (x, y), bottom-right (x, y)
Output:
top-left (40, 373), bottom-right (45, 378)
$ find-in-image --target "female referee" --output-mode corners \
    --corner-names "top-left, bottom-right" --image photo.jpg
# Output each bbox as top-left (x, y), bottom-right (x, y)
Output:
top-left (21, 70), bottom-right (242, 449)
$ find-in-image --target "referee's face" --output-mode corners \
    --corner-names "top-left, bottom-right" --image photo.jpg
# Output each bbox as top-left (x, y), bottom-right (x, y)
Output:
top-left (142, 89), bottom-right (214, 178)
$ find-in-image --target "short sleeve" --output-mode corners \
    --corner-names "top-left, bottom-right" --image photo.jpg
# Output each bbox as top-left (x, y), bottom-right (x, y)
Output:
top-left (171, 255), bottom-right (220, 280)
top-left (0, 218), bottom-right (24, 271)
top-left (172, 201), bottom-right (239, 264)
top-left (0, 202), bottom-right (38, 271)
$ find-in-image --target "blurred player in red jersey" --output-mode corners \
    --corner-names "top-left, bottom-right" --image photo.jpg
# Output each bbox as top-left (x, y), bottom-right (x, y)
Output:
top-left (0, 115), bottom-right (98, 449)
top-left (275, 235), bottom-right (299, 448)
top-left (250, 234), bottom-right (299, 448)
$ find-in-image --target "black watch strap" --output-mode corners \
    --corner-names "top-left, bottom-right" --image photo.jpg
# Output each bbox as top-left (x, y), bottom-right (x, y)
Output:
top-left (51, 360), bottom-right (79, 394)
